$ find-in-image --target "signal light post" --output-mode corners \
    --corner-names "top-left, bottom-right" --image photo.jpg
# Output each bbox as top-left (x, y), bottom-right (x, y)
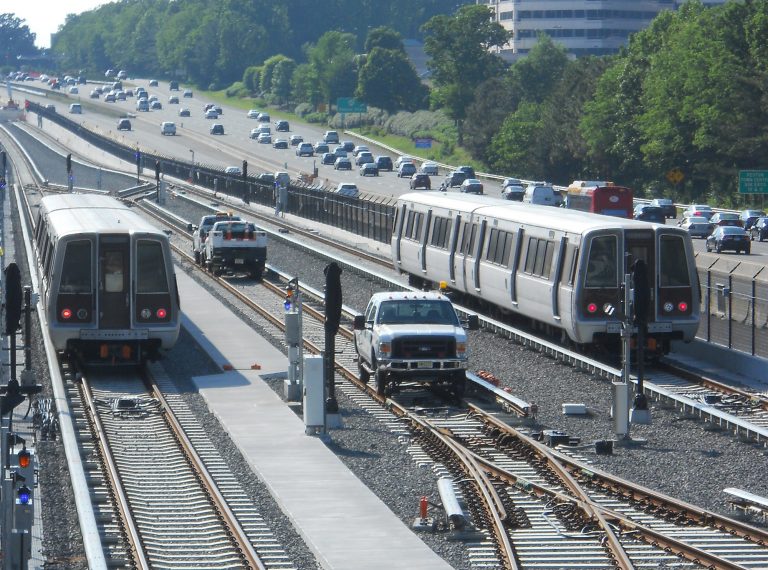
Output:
top-left (283, 278), bottom-right (303, 402)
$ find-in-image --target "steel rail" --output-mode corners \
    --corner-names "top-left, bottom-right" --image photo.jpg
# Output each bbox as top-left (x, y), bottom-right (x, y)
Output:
top-left (78, 369), bottom-right (150, 569)
top-left (142, 370), bottom-right (266, 569)
top-left (398, 411), bottom-right (520, 570)
top-left (473, 404), bottom-right (768, 567)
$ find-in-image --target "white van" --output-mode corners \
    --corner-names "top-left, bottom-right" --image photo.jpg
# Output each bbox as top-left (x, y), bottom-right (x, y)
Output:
top-left (69, 103), bottom-right (82, 114)
top-left (160, 121), bottom-right (177, 136)
top-left (523, 184), bottom-right (563, 207)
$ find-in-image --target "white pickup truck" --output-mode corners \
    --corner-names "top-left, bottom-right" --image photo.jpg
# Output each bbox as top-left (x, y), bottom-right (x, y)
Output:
top-left (353, 291), bottom-right (479, 396)
top-left (192, 212), bottom-right (242, 264)
top-left (200, 220), bottom-right (267, 280)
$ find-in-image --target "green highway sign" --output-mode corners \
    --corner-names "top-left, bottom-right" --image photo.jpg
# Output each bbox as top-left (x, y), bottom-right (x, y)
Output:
top-left (337, 97), bottom-right (367, 114)
top-left (739, 170), bottom-right (768, 194)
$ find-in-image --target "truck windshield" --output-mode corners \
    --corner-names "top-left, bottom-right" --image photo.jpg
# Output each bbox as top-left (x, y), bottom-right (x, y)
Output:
top-left (377, 300), bottom-right (459, 326)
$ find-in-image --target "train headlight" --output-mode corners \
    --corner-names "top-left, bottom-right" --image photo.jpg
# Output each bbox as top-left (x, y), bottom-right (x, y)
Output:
top-left (77, 308), bottom-right (88, 320)
top-left (678, 301), bottom-right (688, 312)
top-left (663, 302), bottom-right (674, 313)
top-left (378, 342), bottom-right (392, 357)
top-left (156, 308), bottom-right (167, 319)
top-left (140, 308), bottom-right (152, 319)
top-left (61, 308), bottom-right (72, 320)
top-left (587, 303), bottom-right (598, 314)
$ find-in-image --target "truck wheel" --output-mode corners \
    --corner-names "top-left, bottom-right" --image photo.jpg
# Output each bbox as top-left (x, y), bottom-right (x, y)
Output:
top-left (452, 374), bottom-right (467, 399)
top-left (375, 369), bottom-right (387, 396)
top-left (357, 360), bottom-right (370, 383)
top-left (250, 261), bottom-right (265, 281)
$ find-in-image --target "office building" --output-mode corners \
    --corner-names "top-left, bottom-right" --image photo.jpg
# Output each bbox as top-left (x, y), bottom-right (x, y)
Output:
top-left (479, 0), bottom-right (730, 60)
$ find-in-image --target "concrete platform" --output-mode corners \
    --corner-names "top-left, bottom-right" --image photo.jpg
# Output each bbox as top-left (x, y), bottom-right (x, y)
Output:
top-left (177, 269), bottom-right (452, 570)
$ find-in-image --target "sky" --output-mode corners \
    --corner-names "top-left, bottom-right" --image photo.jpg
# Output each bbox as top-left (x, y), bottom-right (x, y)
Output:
top-left (12, 0), bottom-right (107, 49)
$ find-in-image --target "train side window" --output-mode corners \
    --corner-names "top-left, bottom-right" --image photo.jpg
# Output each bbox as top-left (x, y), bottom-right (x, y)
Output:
top-left (60, 240), bottom-right (92, 293)
top-left (486, 228), bottom-right (499, 262)
top-left (465, 224), bottom-right (478, 257)
top-left (502, 232), bottom-right (514, 267)
top-left (542, 240), bottom-right (555, 279)
top-left (404, 211), bottom-right (415, 240)
top-left (659, 235), bottom-right (690, 287)
top-left (137, 240), bottom-right (169, 293)
top-left (585, 236), bottom-right (618, 288)
top-left (430, 217), bottom-right (451, 248)
top-left (40, 233), bottom-right (52, 272)
top-left (524, 238), bottom-right (537, 273)
top-left (43, 243), bottom-right (54, 279)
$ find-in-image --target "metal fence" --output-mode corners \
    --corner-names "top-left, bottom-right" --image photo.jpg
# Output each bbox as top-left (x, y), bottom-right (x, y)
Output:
top-left (699, 260), bottom-right (768, 358)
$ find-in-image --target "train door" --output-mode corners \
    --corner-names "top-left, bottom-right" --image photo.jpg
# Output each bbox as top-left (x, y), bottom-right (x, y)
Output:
top-left (448, 214), bottom-right (461, 283)
top-left (624, 230), bottom-right (655, 323)
top-left (99, 235), bottom-right (131, 329)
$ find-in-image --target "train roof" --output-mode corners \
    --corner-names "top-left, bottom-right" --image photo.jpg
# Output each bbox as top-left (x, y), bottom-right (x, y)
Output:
top-left (397, 192), bottom-right (671, 235)
top-left (39, 194), bottom-right (165, 237)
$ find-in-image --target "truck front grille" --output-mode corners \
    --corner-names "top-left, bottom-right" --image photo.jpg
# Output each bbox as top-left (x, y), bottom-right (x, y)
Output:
top-left (392, 336), bottom-right (456, 359)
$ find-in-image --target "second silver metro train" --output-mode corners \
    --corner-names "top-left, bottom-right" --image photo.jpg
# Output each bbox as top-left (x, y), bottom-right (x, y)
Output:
top-left (392, 192), bottom-right (700, 358)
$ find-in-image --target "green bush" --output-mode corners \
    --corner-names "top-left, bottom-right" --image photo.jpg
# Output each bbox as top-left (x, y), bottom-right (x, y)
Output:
top-left (304, 112), bottom-right (328, 124)
top-left (225, 82), bottom-right (248, 98)
top-left (294, 103), bottom-right (314, 117)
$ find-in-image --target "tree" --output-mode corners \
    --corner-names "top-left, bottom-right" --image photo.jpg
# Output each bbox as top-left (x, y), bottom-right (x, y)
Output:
top-left (422, 4), bottom-right (510, 142)
top-left (463, 77), bottom-right (517, 164)
top-left (364, 26), bottom-right (404, 53)
top-left (260, 54), bottom-right (291, 93)
top-left (488, 102), bottom-right (544, 178)
top-left (507, 34), bottom-right (569, 104)
top-left (271, 58), bottom-right (297, 105)
top-left (356, 47), bottom-right (426, 112)
top-left (242, 65), bottom-right (262, 93)
top-left (306, 31), bottom-right (358, 109)
top-left (0, 14), bottom-right (37, 64)
top-left (291, 63), bottom-right (322, 109)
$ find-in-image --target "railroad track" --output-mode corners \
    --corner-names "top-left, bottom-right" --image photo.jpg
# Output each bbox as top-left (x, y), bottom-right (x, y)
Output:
top-left (8, 144), bottom-right (301, 569)
top-left (137, 197), bottom-right (768, 568)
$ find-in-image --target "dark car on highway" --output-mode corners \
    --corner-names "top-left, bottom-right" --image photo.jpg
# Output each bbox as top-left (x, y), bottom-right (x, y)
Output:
top-left (706, 226), bottom-right (750, 254)
top-left (359, 163), bottom-right (379, 177)
top-left (633, 205), bottom-right (666, 224)
top-left (321, 153), bottom-right (336, 165)
top-left (410, 173), bottom-right (431, 190)
top-left (375, 156), bottom-right (393, 171)
top-left (116, 118), bottom-right (131, 131)
top-left (334, 157), bottom-right (352, 170)
top-left (650, 198), bottom-right (677, 219)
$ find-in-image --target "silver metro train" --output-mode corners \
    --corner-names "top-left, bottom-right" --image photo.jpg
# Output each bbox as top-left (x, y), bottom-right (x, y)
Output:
top-left (35, 194), bottom-right (180, 363)
top-left (392, 192), bottom-right (700, 358)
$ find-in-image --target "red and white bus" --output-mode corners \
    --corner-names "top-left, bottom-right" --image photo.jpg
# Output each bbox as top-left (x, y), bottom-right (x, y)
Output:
top-left (565, 181), bottom-right (633, 218)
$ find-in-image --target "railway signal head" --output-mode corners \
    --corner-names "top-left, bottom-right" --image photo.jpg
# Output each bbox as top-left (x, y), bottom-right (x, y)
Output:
top-left (284, 284), bottom-right (295, 311)
top-left (66, 153), bottom-right (72, 174)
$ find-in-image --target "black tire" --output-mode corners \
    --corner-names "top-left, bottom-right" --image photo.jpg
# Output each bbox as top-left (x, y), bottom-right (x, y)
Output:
top-left (452, 373), bottom-right (467, 399)
top-left (357, 358), bottom-right (370, 383)
top-left (375, 368), bottom-right (387, 396)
